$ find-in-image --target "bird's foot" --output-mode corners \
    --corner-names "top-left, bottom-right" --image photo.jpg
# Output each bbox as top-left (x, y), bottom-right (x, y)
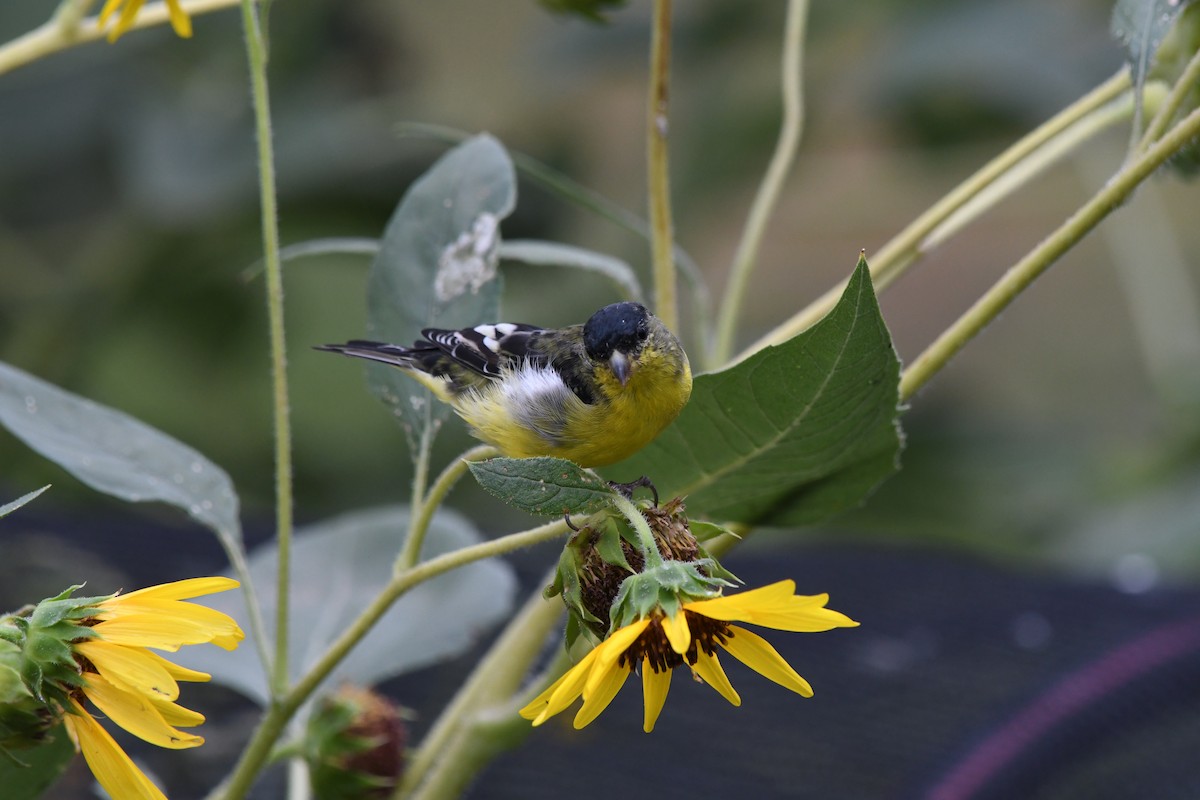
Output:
top-left (608, 476), bottom-right (658, 506)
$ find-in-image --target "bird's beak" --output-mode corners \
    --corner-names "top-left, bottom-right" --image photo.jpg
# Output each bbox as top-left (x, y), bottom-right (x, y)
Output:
top-left (610, 350), bottom-right (632, 386)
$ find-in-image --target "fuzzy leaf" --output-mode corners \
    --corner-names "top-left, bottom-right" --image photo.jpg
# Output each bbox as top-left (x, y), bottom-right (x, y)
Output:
top-left (0, 486), bottom-right (49, 521)
top-left (469, 457), bottom-right (618, 516)
top-left (365, 134), bottom-right (515, 452)
top-left (0, 362), bottom-right (242, 546)
top-left (174, 506), bottom-right (517, 708)
top-left (607, 256), bottom-right (902, 525)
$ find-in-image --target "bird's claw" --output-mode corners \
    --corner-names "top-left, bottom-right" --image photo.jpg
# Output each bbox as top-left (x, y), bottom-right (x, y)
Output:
top-left (607, 476), bottom-right (659, 506)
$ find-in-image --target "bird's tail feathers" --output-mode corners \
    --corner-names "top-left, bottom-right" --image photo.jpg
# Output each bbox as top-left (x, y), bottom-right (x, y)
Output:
top-left (315, 340), bottom-right (422, 369)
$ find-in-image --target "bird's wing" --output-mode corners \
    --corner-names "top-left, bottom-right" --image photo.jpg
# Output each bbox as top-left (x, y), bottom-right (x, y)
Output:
top-left (421, 322), bottom-right (548, 379)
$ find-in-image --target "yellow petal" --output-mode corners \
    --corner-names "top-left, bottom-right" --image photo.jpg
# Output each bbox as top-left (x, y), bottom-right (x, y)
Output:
top-left (685, 584), bottom-right (859, 632)
top-left (584, 619), bottom-right (648, 696)
top-left (721, 625), bottom-right (813, 697)
top-left (75, 641), bottom-right (180, 701)
top-left (63, 700), bottom-right (168, 800)
top-left (144, 649), bottom-right (212, 683)
top-left (150, 694), bottom-right (206, 728)
top-left (112, 577), bottom-right (240, 604)
top-left (525, 646), bottom-right (602, 726)
top-left (164, 0), bottom-right (192, 37)
top-left (691, 650), bottom-right (740, 707)
top-left (573, 661), bottom-right (628, 729)
top-left (82, 673), bottom-right (204, 749)
top-left (98, 0), bottom-right (124, 26)
top-left (93, 609), bottom-right (243, 651)
top-left (641, 660), bottom-right (671, 733)
top-left (110, 0), bottom-right (145, 42)
top-left (661, 610), bottom-right (691, 655)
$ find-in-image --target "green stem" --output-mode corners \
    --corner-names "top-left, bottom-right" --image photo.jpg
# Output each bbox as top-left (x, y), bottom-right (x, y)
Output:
top-left (1136, 43), bottom-right (1200, 154)
top-left (740, 68), bottom-right (1133, 359)
top-left (647, 0), bottom-right (677, 332)
top-left (0, 0), bottom-right (242, 77)
top-left (398, 426), bottom-right (434, 574)
top-left (399, 569), bottom-right (564, 798)
top-left (241, 0), bottom-right (293, 701)
top-left (217, 519), bottom-right (569, 800)
top-left (52, 0), bottom-right (94, 33)
top-left (711, 0), bottom-right (808, 368)
top-left (898, 102), bottom-right (1200, 403)
top-left (611, 493), bottom-right (662, 568)
top-left (399, 445), bottom-right (497, 571)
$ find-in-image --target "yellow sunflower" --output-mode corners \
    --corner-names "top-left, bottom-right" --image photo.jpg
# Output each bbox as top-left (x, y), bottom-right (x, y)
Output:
top-left (98, 0), bottom-right (193, 42)
top-left (62, 577), bottom-right (244, 800)
top-left (521, 580), bottom-right (858, 733)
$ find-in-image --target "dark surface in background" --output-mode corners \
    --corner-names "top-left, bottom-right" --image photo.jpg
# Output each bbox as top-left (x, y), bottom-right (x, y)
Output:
top-left (9, 507), bottom-right (1200, 800)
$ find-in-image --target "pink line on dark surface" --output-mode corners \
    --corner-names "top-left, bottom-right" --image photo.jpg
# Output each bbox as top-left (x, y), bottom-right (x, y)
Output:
top-left (925, 616), bottom-right (1200, 800)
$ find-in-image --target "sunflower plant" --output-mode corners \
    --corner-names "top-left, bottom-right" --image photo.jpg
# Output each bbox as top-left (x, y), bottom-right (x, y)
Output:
top-left (1, 1), bottom-right (1200, 799)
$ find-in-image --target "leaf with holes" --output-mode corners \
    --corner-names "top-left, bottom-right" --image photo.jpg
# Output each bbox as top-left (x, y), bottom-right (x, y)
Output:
top-left (470, 456), bottom-right (617, 516)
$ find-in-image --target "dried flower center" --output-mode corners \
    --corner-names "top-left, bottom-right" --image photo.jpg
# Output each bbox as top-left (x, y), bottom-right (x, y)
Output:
top-left (618, 611), bottom-right (732, 673)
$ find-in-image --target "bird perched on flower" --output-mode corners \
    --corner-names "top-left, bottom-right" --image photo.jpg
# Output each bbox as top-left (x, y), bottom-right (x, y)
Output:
top-left (318, 302), bottom-right (691, 467)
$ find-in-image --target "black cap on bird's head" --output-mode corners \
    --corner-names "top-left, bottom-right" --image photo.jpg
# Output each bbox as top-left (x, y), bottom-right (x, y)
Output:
top-left (584, 302), bottom-right (651, 386)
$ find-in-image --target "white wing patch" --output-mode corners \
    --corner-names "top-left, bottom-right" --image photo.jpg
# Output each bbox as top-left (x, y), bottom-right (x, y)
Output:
top-left (499, 363), bottom-right (582, 445)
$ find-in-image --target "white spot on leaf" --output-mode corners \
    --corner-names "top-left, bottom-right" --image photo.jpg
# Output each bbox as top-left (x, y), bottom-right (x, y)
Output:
top-left (435, 213), bottom-right (500, 302)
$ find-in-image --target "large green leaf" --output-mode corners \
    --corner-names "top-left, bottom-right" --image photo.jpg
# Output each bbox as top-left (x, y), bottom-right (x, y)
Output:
top-left (0, 362), bottom-right (242, 547)
top-left (365, 134), bottom-right (515, 450)
top-left (0, 725), bottom-right (75, 800)
top-left (1111, 0), bottom-right (1199, 89)
top-left (607, 256), bottom-right (902, 525)
top-left (175, 506), bottom-right (518, 707)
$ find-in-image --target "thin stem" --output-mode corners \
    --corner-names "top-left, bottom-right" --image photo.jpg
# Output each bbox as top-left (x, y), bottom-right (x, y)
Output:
top-left (711, 0), bottom-right (808, 368)
top-left (399, 445), bottom-right (498, 571)
top-left (647, 0), bottom-right (677, 332)
top-left (1136, 43), bottom-right (1200, 154)
top-left (221, 534), bottom-right (275, 687)
top-left (0, 0), bottom-right (241, 77)
top-left (611, 494), bottom-right (662, 568)
top-left (241, 0), bottom-right (293, 700)
top-left (398, 426), bottom-right (435, 574)
top-left (740, 68), bottom-right (1133, 360)
top-left (399, 568), bottom-right (564, 798)
top-left (218, 519), bottom-right (569, 800)
top-left (53, 0), bottom-right (95, 33)
top-left (899, 102), bottom-right (1200, 403)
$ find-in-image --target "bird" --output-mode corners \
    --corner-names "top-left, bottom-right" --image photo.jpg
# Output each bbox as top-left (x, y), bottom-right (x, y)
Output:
top-left (317, 301), bottom-right (692, 468)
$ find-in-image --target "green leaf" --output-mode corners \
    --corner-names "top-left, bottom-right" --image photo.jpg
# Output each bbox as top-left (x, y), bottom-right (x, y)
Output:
top-left (0, 362), bottom-right (242, 547)
top-left (607, 256), bottom-right (902, 525)
top-left (498, 240), bottom-right (643, 302)
top-left (0, 725), bottom-right (74, 800)
top-left (1111, 0), bottom-right (1199, 89)
top-left (469, 457), bottom-right (617, 516)
top-left (538, 0), bottom-right (627, 23)
top-left (365, 134), bottom-right (515, 451)
top-left (0, 486), bottom-right (49, 521)
top-left (175, 506), bottom-right (517, 707)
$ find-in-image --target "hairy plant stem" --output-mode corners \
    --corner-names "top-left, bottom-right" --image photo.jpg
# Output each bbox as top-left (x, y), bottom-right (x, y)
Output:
top-left (711, 0), bottom-right (809, 368)
top-left (0, 0), bottom-right (242, 76)
top-left (241, 0), bottom-right (292, 701)
top-left (612, 493), bottom-right (663, 568)
top-left (647, 0), bottom-right (677, 331)
top-left (216, 518), bottom-right (569, 800)
top-left (899, 102), bottom-right (1200, 402)
top-left (741, 68), bottom-right (1133, 360)
top-left (399, 445), bottom-right (498, 572)
top-left (399, 425), bottom-right (434, 574)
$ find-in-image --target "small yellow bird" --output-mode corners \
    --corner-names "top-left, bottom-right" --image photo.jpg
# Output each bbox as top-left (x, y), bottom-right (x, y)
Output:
top-left (318, 302), bottom-right (692, 468)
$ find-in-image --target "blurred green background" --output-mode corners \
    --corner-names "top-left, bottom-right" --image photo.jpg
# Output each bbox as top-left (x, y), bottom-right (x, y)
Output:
top-left (1, 0), bottom-right (1198, 588)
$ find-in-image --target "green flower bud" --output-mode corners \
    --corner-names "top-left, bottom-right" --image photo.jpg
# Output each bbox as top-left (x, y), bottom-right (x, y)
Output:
top-left (306, 686), bottom-right (407, 800)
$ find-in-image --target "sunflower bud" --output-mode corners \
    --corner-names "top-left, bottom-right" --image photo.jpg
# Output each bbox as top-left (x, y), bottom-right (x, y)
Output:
top-left (0, 634), bottom-right (59, 750)
top-left (306, 686), bottom-right (407, 800)
top-left (547, 497), bottom-right (737, 644)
